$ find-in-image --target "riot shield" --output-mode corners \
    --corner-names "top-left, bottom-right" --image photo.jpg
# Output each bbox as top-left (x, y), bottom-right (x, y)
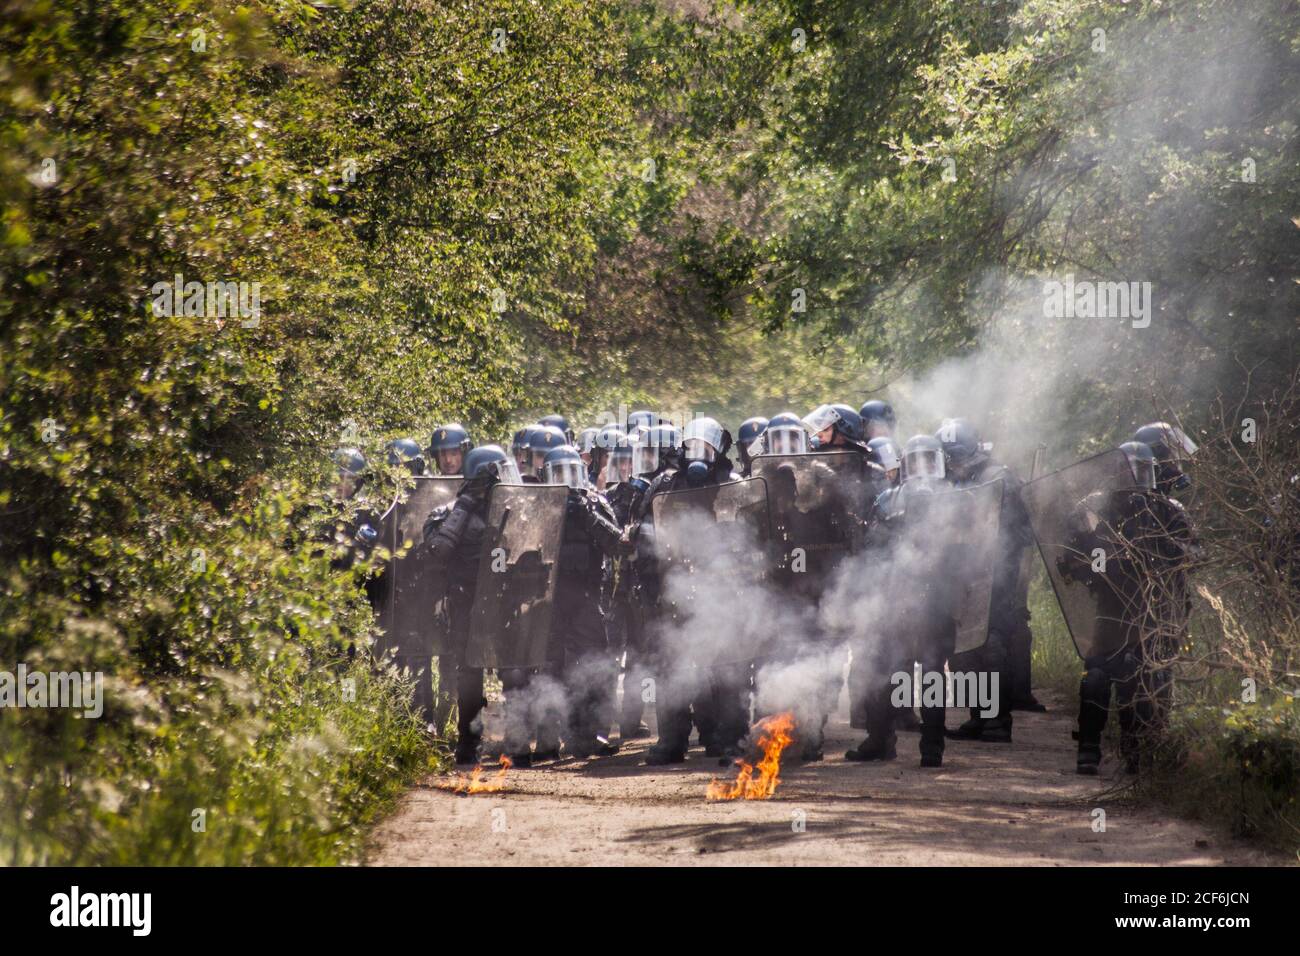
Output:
top-left (902, 479), bottom-right (1004, 654)
top-left (650, 478), bottom-right (771, 664)
top-left (752, 451), bottom-right (871, 578)
top-left (1021, 449), bottom-right (1138, 660)
top-left (374, 476), bottom-right (462, 660)
top-left (464, 483), bottom-right (567, 669)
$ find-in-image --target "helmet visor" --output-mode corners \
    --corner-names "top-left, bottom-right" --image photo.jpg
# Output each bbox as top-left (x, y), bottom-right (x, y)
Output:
top-left (481, 456), bottom-right (522, 485)
top-left (633, 443), bottom-right (660, 476)
top-left (1128, 456), bottom-right (1156, 491)
top-left (764, 425), bottom-right (808, 456)
top-left (544, 459), bottom-right (588, 489)
top-left (802, 405), bottom-right (841, 436)
top-left (903, 447), bottom-right (945, 482)
top-left (870, 441), bottom-right (901, 473)
top-left (530, 448), bottom-right (551, 476)
top-left (683, 438), bottom-right (717, 463)
top-left (1167, 425), bottom-right (1198, 459)
top-left (682, 418), bottom-right (723, 454)
top-left (605, 449), bottom-right (634, 486)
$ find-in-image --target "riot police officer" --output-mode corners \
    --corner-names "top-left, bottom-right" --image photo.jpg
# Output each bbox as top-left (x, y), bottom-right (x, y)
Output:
top-left (790, 404), bottom-right (883, 757)
top-left (538, 413), bottom-right (574, 444)
top-left (577, 426), bottom-right (600, 468)
top-left (588, 423), bottom-right (623, 486)
top-left (511, 428), bottom-right (531, 477)
top-left (847, 436), bottom-right (910, 731)
top-left (617, 423), bottom-right (680, 742)
top-left (626, 409), bottom-right (657, 435)
top-left (522, 424), bottom-right (568, 481)
top-left (866, 436), bottom-right (902, 487)
top-left (846, 434), bottom-right (953, 767)
top-left (386, 438), bottom-right (426, 475)
top-left (628, 417), bottom-right (745, 764)
top-left (603, 431), bottom-right (650, 738)
top-left (1063, 441), bottom-right (1199, 774)
top-left (324, 448), bottom-right (381, 663)
top-left (758, 412), bottom-right (810, 456)
top-left (429, 424), bottom-right (471, 476)
top-left (804, 403), bottom-right (868, 452)
top-left (1133, 422), bottom-right (1197, 496)
top-left (533, 445), bottom-right (629, 759)
top-left (938, 418), bottom-right (1034, 742)
top-left (422, 445), bottom-right (523, 764)
top-left (736, 416), bottom-right (769, 477)
top-left (859, 400), bottom-right (897, 440)
top-left (327, 448), bottom-right (380, 573)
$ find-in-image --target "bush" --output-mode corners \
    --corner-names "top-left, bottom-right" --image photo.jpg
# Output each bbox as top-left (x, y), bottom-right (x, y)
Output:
top-left (0, 0), bottom-right (643, 865)
top-left (1154, 698), bottom-right (1300, 852)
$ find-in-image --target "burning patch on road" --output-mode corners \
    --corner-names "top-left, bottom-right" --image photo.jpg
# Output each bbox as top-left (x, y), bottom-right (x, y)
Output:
top-left (439, 754), bottom-right (513, 794)
top-left (706, 712), bottom-right (795, 801)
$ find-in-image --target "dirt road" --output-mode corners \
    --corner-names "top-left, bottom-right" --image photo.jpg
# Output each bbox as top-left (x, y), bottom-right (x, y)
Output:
top-left (367, 692), bottom-right (1275, 866)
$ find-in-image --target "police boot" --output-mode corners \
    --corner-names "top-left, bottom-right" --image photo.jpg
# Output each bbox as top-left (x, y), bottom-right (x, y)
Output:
top-left (533, 712), bottom-right (562, 761)
top-left (946, 716), bottom-right (985, 740)
top-left (490, 740), bottom-right (533, 769)
top-left (800, 716), bottom-right (826, 762)
top-left (454, 734), bottom-right (481, 766)
top-left (620, 721), bottom-right (652, 740)
top-left (569, 736), bottom-right (620, 758)
top-left (844, 732), bottom-right (897, 762)
top-left (979, 712), bottom-right (1013, 743)
top-left (920, 709), bottom-right (946, 767)
top-left (1076, 743), bottom-right (1102, 776)
top-left (533, 743), bottom-right (560, 762)
top-left (644, 743), bottom-right (686, 765)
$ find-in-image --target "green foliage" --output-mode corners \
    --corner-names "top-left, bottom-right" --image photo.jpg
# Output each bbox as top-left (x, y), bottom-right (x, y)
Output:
top-left (1157, 697), bottom-right (1300, 851)
top-left (738, 0), bottom-right (1299, 406)
top-left (0, 0), bottom-right (651, 864)
top-left (1027, 571), bottom-right (1082, 700)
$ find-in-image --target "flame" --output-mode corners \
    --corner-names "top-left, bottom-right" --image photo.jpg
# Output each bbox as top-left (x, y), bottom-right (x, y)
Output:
top-left (439, 754), bottom-right (512, 794)
top-left (706, 712), bottom-right (796, 801)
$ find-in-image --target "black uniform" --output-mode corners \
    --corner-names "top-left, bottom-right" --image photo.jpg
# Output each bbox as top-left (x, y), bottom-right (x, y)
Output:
top-left (850, 481), bottom-right (963, 765)
top-left (606, 479), bottom-right (652, 737)
top-left (762, 441), bottom-right (878, 760)
top-left (534, 485), bottom-right (627, 756)
top-left (422, 488), bottom-right (491, 762)
top-left (630, 455), bottom-right (746, 761)
top-left (1065, 488), bottom-right (1197, 772)
top-left (948, 456), bottom-right (1034, 740)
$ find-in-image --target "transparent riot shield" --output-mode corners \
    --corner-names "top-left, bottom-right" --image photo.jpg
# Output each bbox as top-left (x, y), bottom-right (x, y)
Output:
top-left (650, 478), bottom-right (771, 664)
top-left (463, 483), bottom-right (567, 669)
top-left (901, 479), bottom-right (1005, 654)
top-left (1021, 449), bottom-right (1139, 660)
top-left (374, 476), bottom-right (462, 660)
top-left (751, 451), bottom-right (871, 578)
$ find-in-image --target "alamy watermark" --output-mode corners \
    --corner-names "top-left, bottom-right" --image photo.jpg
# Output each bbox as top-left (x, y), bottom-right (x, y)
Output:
top-left (586, 403), bottom-right (701, 446)
top-left (1, 664), bottom-right (103, 718)
top-left (891, 668), bottom-right (1000, 718)
top-left (150, 273), bottom-right (261, 328)
top-left (50, 886), bottom-right (150, 936)
top-left (1042, 273), bottom-right (1152, 329)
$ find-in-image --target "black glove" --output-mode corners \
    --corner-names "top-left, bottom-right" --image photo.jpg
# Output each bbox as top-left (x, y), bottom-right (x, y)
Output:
top-left (458, 472), bottom-right (496, 506)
